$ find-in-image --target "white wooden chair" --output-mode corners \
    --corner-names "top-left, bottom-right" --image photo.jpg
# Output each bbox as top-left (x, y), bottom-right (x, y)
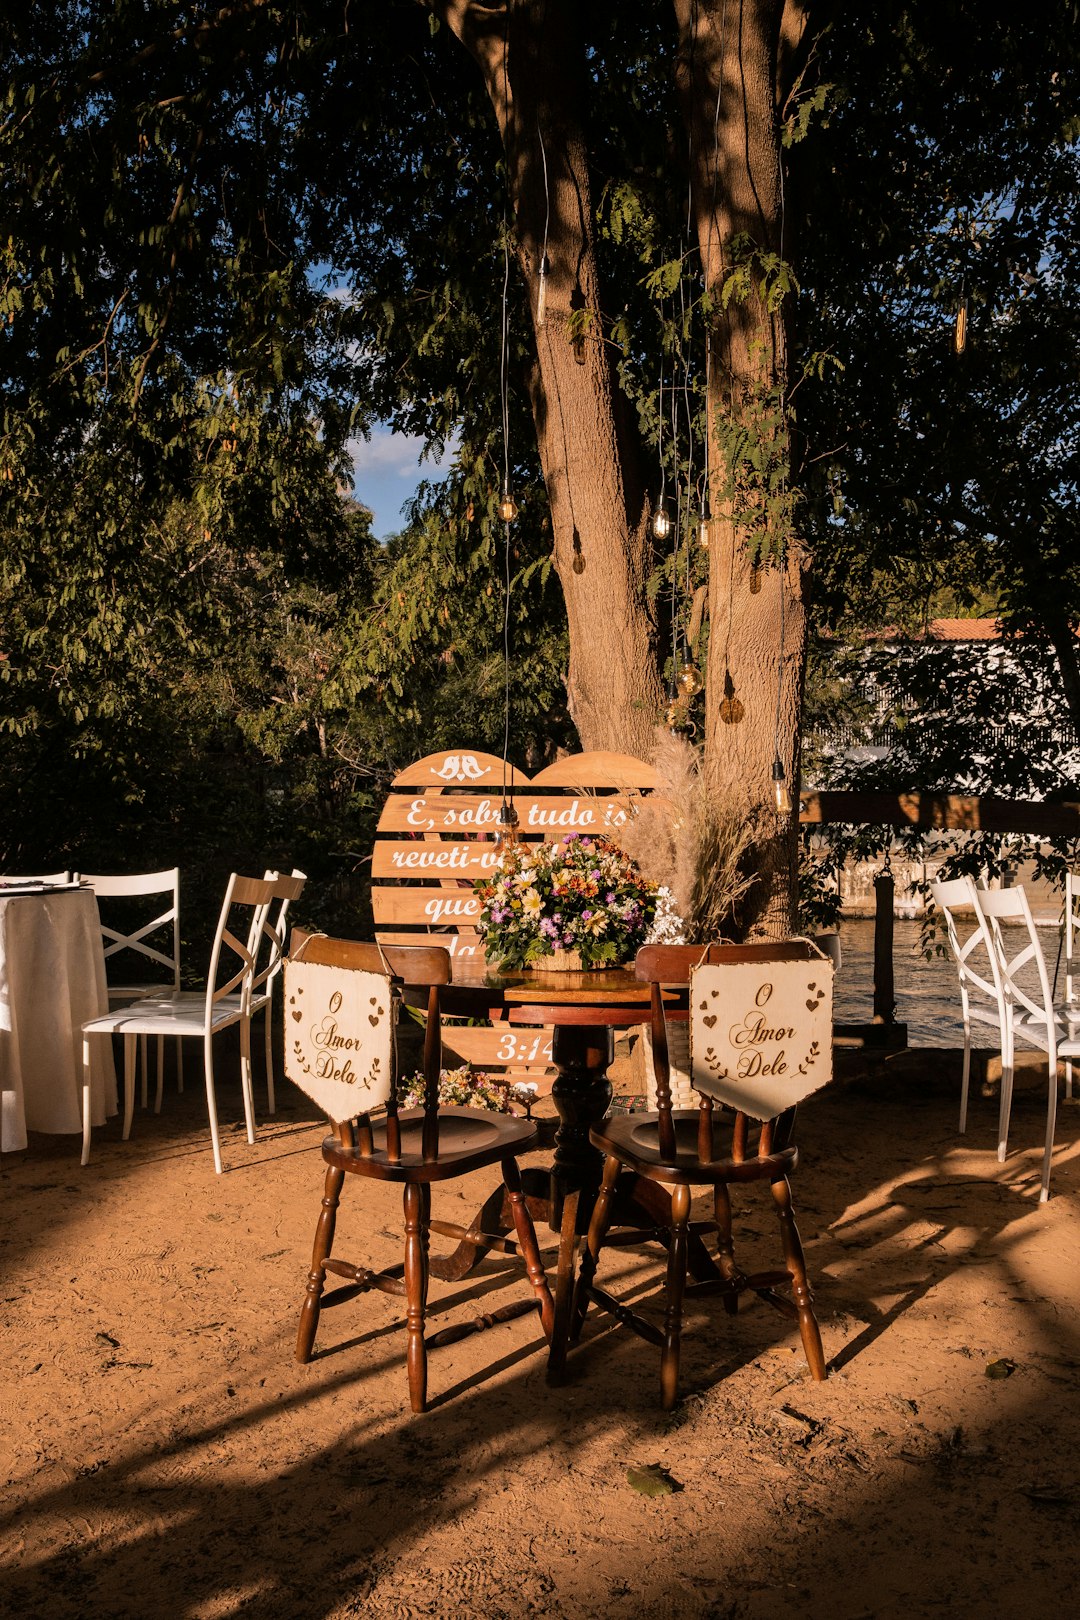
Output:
top-left (76, 868), bottom-right (183, 1108)
top-left (1062, 871), bottom-right (1080, 1101)
top-left (977, 883), bottom-right (1080, 1202)
top-left (929, 876), bottom-right (1006, 1133)
top-left (80, 873), bottom-right (278, 1174)
top-left (151, 869), bottom-right (307, 1115)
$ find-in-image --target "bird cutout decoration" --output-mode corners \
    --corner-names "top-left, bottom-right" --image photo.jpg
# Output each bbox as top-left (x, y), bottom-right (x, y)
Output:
top-left (689, 958), bottom-right (833, 1120)
top-left (284, 958), bottom-right (397, 1120)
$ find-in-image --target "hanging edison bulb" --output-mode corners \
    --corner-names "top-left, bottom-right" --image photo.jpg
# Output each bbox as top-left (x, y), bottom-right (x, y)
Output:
top-left (954, 298), bottom-right (969, 355)
top-left (492, 801), bottom-right (520, 861)
top-left (678, 660), bottom-right (702, 698)
top-left (497, 488), bottom-right (519, 523)
top-left (771, 756), bottom-right (793, 816)
top-left (664, 697), bottom-right (684, 731)
top-left (698, 514), bottom-right (711, 549)
top-left (651, 507), bottom-right (672, 541)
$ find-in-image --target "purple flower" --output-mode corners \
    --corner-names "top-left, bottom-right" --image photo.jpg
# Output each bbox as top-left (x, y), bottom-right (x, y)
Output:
top-left (581, 909), bottom-right (592, 922)
top-left (606, 891), bottom-right (615, 904)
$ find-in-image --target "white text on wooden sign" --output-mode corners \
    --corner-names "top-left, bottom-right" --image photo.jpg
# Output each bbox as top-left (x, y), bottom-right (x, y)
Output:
top-left (690, 959), bottom-right (833, 1121)
top-left (377, 794), bottom-right (631, 835)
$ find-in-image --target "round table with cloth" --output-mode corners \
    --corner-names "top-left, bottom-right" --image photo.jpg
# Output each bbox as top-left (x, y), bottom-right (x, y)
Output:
top-left (0, 888), bottom-right (118, 1153)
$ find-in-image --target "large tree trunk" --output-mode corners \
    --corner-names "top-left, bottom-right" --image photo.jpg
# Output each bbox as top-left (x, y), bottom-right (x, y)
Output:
top-left (439, 0), bottom-right (811, 939)
top-left (437, 0), bottom-right (664, 757)
top-left (674, 0), bottom-right (809, 937)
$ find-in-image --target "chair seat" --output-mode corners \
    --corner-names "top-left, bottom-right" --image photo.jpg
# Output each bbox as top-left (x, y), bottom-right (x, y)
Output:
top-left (82, 996), bottom-right (244, 1039)
top-left (590, 1109), bottom-right (798, 1186)
top-left (323, 1105), bottom-right (539, 1182)
top-left (135, 988), bottom-right (271, 1016)
top-left (107, 982), bottom-right (180, 1002)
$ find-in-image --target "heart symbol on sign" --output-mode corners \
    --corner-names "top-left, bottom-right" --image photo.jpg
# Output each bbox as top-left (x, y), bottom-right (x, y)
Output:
top-left (368, 1015), bottom-right (380, 1027)
top-left (699, 1001), bottom-right (708, 1011)
top-left (806, 995), bottom-right (820, 1010)
top-left (703, 1014), bottom-right (717, 1028)
top-left (291, 1010), bottom-right (302, 1022)
top-left (711, 989), bottom-right (718, 998)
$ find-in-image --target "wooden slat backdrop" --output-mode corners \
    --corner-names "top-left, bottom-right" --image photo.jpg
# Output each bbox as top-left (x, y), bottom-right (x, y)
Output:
top-left (374, 748), bottom-right (657, 1083)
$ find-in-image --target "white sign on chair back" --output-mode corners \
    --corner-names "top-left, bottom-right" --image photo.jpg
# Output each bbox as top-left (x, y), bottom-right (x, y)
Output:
top-left (690, 958), bottom-right (833, 1120)
top-left (284, 958), bottom-right (396, 1120)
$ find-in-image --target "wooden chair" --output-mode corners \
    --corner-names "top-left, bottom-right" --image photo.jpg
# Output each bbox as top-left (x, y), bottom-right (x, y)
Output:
top-left (564, 942), bottom-right (827, 1409)
top-left (288, 932), bottom-right (554, 1413)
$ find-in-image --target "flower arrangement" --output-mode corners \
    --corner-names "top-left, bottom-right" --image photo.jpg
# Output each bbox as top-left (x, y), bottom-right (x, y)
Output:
top-left (399, 1064), bottom-right (531, 1114)
top-left (473, 832), bottom-right (658, 971)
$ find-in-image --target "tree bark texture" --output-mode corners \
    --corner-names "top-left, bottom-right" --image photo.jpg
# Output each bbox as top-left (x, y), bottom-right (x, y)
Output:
top-left (437, 0), bottom-right (664, 758)
top-left (439, 0), bottom-right (811, 938)
top-left (674, 0), bottom-right (808, 937)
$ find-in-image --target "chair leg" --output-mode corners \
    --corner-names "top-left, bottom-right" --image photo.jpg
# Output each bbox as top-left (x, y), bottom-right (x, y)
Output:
top-left (713, 1182), bottom-right (741, 1315)
top-left (660, 1182), bottom-right (692, 1412)
top-left (176, 1037), bottom-right (184, 1094)
top-left (570, 1153), bottom-right (621, 1346)
top-left (1066, 1060), bottom-right (1073, 1102)
top-left (203, 1029), bottom-right (223, 1175)
top-left (239, 1017), bottom-right (256, 1145)
top-left (997, 1039), bottom-right (1015, 1164)
top-left (296, 1162), bottom-right (346, 1363)
top-left (122, 1035), bottom-right (137, 1140)
top-left (264, 1002), bottom-right (276, 1115)
top-left (139, 1034), bottom-right (148, 1109)
top-left (959, 1023), bottom-right (971, 1134)
top-left (404, 1182), bottom-right (431, 1413)
top-left (81, 1037), bottom-right (93, 1166)
top-left (771, 1173), bottom-right (826, 1381)
top-left (546, 1191), bottom-right (580, 1385)
top-left (1040, 1060), bottom-right (1059, 1203)
top-left (154, 1034), bottom-right (165, 1115)
top-left (502, 1156), bottom-right (554, 1339)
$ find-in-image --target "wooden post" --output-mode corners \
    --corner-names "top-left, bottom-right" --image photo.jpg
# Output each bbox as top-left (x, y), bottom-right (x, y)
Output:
top-left (873, 870), bottom-right (896, 1024)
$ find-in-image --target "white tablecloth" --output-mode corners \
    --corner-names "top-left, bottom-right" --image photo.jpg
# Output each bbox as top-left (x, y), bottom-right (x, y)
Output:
top-left (0, 890), bottom-right (118, 1151)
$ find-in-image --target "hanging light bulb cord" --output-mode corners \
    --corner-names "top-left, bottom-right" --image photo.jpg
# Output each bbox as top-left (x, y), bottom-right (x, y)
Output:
top-left (499, 7), bottom-right (513, 804)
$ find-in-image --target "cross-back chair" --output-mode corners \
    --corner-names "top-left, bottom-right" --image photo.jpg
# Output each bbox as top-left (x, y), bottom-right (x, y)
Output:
top-left (1062, 871), bottom-right (1080, 1101)
top-left (288, 932), bottom-right (553, 1414)
top-left (977, 884), bottom-right (1079, 1202)
top-left (929, 876), bottom-right (1006, 1132)
top-left (563, 942), bottom-right (827, 1410)
top-left (76, 867), bottom-right (183, 1109)
top-left (155, 868), bottom-right (306, 1116)
top-left (80, 873), bottom-right (280, 1173)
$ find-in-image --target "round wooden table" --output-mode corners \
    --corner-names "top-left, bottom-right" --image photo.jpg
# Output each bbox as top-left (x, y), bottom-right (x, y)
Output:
top-left (438, 962), bottom-right (699, 1374)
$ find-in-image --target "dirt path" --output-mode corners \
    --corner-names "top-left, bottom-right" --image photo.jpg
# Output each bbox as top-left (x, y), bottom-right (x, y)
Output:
top-left (2, 1055), bottom-right (1078, 1619)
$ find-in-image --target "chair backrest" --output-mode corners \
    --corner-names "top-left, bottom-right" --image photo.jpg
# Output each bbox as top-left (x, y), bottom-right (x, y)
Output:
top-left (635, 942), bottom-right (830, 1162)
top-left (204, 873), bottom-right (279, 1022)
top-left (929, 875), bottom-right (1004, 1025)
top-left (76, 867), bottom-right (181, 991)
top-left (2, 870), bottom-right (72, 885)
top-left (286, 931), bottom-right (452, 1162)
top-left (977, 885), bottom-right (1057, 1051)
top-left (1066, 871), bottom-right (1080, 1005)
top-left (248, 869), bottom-right (307, 994)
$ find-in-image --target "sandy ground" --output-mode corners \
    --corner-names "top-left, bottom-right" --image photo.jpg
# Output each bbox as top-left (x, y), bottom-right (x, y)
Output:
top-left (3, 1046), bottom-right (1080, 1620)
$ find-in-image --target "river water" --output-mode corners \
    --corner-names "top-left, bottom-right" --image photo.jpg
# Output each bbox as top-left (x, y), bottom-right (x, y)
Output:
top-left (832, 918), bottom-right (1065, 1047)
